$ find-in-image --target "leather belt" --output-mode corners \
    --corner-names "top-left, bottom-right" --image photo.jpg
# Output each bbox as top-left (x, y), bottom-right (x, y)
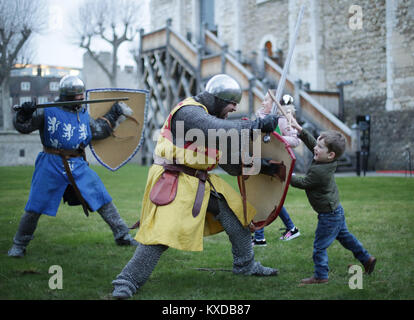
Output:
top-left (43, 146), bottom-right (90, 217)
top-left (154, 157), bottom-right (211, 218)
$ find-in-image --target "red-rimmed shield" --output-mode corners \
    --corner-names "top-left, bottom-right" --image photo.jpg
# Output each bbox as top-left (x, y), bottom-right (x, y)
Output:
top-left (238, 131), bottom-right (296, 230)
top-left (86, 88), bottom-right (149, 171)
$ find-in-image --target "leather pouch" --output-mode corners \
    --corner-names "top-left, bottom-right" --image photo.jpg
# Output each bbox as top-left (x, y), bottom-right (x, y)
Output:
top-left (150, 170), bottom-right (179, 205)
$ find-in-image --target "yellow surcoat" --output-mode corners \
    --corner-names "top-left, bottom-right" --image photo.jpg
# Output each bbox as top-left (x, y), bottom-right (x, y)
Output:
top-left (135, 98), bottom-right (256, 251)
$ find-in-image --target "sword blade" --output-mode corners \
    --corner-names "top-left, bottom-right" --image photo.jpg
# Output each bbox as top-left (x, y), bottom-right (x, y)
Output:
top-left (272, 5), bottom-right (305, 113)
top-left (13, 97), bottom-right (129, 111)
top-left (264, 5), bottom-right (305, 144)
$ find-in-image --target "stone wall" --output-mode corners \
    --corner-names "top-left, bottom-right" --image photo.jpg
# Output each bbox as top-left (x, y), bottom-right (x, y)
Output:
top-left (82, 52), bottom-right (138, 90)
top-left (371, 108), bottom-right (414, 171)
top-left (215, 1), bottom-right (238, 49)
top-left (149, 0), bottom-right (194, 38)
top-left (238, 0), bottom-right (290, 65)
top-left (0, 130), bottom-right (143, 167)
top-left (386, 0), bottom-right (414, 111)
top-left (0, 132), bottom-right (43, 166)
top-left (345, 96), bottom-right (414, 171)
top-left (321, 0), bottom-right (387, 99)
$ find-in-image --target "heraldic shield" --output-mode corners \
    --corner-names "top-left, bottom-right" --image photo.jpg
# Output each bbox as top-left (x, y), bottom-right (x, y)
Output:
top-left (238, 132), bottom-right (296, 230)
top-left (86, 88), bottom-right (148, 171)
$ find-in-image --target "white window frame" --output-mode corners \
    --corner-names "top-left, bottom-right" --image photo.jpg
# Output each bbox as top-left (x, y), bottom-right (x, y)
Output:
top-left (37, 96), bottom-right (49, 104)
top-left (49, 82), bottom-right (59, 91)
top-left (19, 96), bottom-right (32, 105)
top-left (21, 82), bottom-right (31, 91)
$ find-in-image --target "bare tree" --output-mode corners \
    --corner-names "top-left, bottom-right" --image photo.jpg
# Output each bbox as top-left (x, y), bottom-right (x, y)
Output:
top-left (0, 0), bottom-right (47, 85)
top-left (73, 0), bottom-right (144, 87)
top-left (0, 0), bottom-right (47, 129)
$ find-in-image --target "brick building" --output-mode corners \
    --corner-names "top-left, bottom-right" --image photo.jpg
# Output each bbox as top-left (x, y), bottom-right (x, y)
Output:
top-left (0, 65), bottom-right (81, 166)
top-left (9, 64), bottom-right (81, 107)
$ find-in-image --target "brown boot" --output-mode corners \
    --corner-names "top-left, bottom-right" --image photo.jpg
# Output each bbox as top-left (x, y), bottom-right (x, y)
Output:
top-left (300, 276), bottom-right (329, 285)
top-left (363, 256), bottom-right (377, 275)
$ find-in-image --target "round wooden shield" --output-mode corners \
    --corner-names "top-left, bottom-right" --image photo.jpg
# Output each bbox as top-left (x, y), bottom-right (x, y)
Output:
top-left (238, 132), bottom-right (296, 230)
top-left (86, 88), bottom-right (148, 171)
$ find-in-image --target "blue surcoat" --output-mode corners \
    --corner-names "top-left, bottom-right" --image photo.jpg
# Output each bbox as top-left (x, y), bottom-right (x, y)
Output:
top-left (25, 107), bottom-right (112, 216)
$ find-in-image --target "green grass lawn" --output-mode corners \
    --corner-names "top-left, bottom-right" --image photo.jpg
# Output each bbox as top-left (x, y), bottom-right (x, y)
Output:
top-left (0, 164), bottom-right (413, 300)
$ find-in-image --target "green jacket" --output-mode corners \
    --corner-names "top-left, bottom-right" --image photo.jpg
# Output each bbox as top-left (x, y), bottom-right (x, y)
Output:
top-left (290, 129), bottom-right (340, 213)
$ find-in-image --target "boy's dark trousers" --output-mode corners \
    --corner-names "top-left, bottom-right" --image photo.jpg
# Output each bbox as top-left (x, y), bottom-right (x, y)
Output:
top-left (313, 204), bottom-right (371, 279)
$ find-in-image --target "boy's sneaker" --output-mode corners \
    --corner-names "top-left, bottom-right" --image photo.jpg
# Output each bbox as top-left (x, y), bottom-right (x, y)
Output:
top-left (280, 227), bottom-right (300, 241)
top-left (252, 239), bottom-right (267, 247)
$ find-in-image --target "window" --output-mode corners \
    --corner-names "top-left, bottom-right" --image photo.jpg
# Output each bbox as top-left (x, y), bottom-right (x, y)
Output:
top-left (265, 41), bottom-right (273, 57)
top-left (37, 96), bottom-right (49, 104)
top-left (201, 0), bottom-right (216, 32)
top-left (20, 96), bottom-right (32, 104)
top-left (49, 82), bottom-right (59, 91)
top-left (21, 82), bottom-right (30, 91)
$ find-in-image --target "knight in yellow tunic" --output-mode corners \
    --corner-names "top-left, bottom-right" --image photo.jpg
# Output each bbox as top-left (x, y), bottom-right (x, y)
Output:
top-left (112, 74), bottom-right (281, 299)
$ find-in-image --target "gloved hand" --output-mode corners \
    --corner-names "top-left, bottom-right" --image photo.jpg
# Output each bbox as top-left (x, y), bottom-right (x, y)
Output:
top-left (103, 102), bottom-right (133, 129)
top-left (21, 101), bottom-right (36, 116)
top-left (260, 158), bottom-right (286, 181)
top-left (111, 102), bottom-right (125, 118)
top-left (251, 114), bottom-right (279, 133)
top-left (112, 102), bottom-right (133, 129)
top-left (17, 101), bottom-right (37, 121)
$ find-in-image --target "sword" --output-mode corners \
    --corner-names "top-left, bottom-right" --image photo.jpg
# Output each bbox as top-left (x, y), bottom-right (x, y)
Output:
top-left (13, 97), bottom-right (129, 111)
top-left (263, 5), bottom-right (305, 143)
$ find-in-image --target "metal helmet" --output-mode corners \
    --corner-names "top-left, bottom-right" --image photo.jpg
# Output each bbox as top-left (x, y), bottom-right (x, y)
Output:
top-left (59, 75), bottom-right (85, 99)
top-left (205, 74), bottom-right (242, 105)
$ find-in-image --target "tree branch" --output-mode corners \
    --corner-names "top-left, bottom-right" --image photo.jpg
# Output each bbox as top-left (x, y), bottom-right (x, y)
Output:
top-left (80, 34), bottom-right (112, 80)
top-left (73, 0), bottom-right (144, 87)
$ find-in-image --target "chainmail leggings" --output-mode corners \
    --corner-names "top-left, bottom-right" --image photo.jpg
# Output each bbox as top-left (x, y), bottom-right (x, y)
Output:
top-left (112, 193), bottom-right (257, 293)
top-left (12, 211), bottom-right (41, 246)
top-left (12, 202), bottom-right (129, 246)
top-left (97, 202), bottom-right (130, 240)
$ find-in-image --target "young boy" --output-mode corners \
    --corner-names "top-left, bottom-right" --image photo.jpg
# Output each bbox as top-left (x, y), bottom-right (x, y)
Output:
top-left (289, 118), bottom-right (376, 284)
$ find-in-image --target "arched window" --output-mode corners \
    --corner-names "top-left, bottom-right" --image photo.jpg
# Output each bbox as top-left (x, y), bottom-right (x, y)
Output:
top-left (264, 40), bottom-right (282, 66)
top-left (265, 41), bottom-right (273, 57)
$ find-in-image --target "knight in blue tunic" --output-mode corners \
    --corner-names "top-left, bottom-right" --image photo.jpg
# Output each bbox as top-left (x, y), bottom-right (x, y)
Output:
top-left (8, 75), bottom-right (138, 258)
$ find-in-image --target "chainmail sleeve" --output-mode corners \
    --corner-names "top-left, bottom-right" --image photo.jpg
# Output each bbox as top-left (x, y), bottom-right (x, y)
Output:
top-left (13, 109), bottom-right (44, 134)
top-left (171, 105), bottom-right (253, 176)
top-left (89, 117), bottom-right (113, 140)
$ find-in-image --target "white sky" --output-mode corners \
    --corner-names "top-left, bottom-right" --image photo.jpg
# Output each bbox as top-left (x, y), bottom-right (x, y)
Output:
top-left (31, 0), bottom-right (150, 69)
